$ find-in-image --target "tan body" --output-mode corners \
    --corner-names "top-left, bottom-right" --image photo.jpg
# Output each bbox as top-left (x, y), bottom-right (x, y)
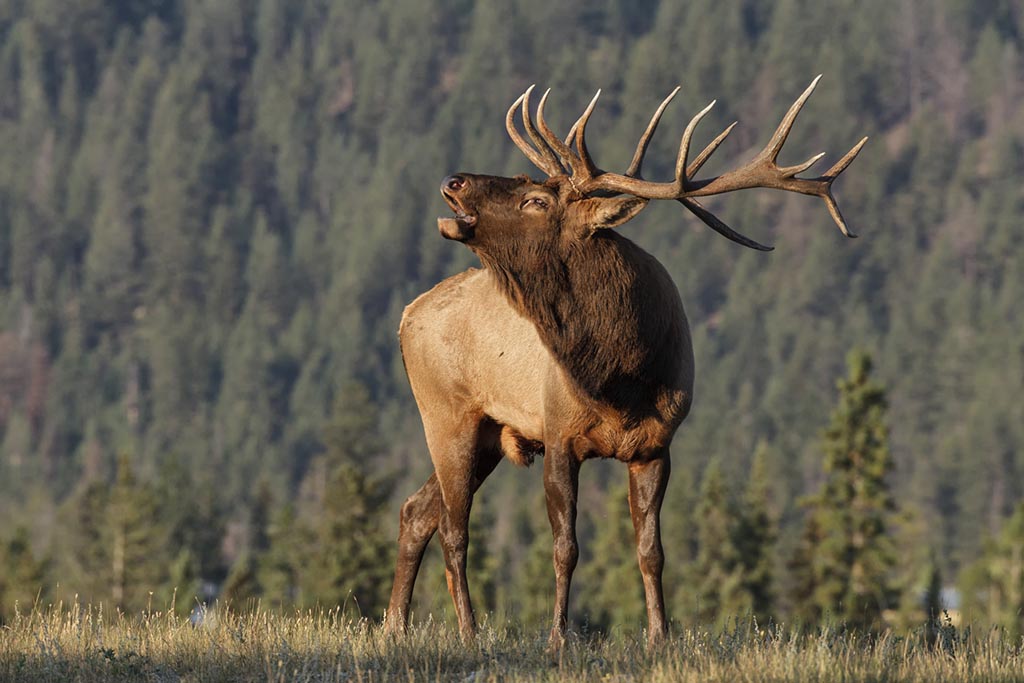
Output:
top-left (400, 267), bottom-right (692, 466)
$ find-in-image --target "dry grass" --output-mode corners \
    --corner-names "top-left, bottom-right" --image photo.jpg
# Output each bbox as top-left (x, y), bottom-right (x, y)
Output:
top-left (2, 604), bottom-right (1023, 682)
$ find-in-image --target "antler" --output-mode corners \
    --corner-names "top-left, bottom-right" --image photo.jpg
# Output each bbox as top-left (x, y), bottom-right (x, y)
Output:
top-left (506, 76), bottom-right (868, 250)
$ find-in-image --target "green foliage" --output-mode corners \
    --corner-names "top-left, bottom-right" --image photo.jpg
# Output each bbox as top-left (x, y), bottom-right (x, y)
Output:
top-left (254, 502), bottom-right (309, 607)
top-left (734, 443), bottom-right (778, 624)
top-left (55, 455), bottom-right (179, 613)
top-left (509, 491), bottom-right (554, 630)
top-left (675, 454), bottom-right (777, 630)
top-left (792, 350), bottom-right (897, 631)
top-left (0, 0), bottom-right (1020, 631)
top-left (0, 527), bottom-right (48, 623)
top-left (685, 461), bottom-right (744, 628)
top-left (302, 383), bottom-right (394, 617)
top-left (959, 502), bottom-right (1024, 639)
top-left (299, 454), bottom-right (393, 618)
top-left (578, 489), bottom-right (645, 633)
top-left (243, 382), bottom-right (395, 616)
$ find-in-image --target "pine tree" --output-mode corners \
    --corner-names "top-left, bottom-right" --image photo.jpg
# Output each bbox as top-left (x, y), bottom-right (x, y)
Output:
top-left (106, 454), bottom-right (176, 612)
top-left (788, 510), bottom-right (826, 627)
top-left (509, 490), bottom-right (554, 630)
top-left (733, 443), bottom-right (777, 624)
top-left (578, 489), bottom-right (645, 634)
top-left (56, 454), bottom-right (175, 612)
top-left (0, 526), bottom-right (48, 623)
top-left (684, 461), bottom-right (744, 629)
top-left (922, 556), bottom-right (944, 646)
top-left (302, 460), bottom-right (393, 617)
top-left (154, 459), bottom-right (225, 606)
top-left (220, 480), bottom-right (276, 607)
top-left (255, 503), bottom-right (310, 609)
top-left (888, 507), bottom-right (944, 632)
top-left (517, 519), bottom-right (555, 631)
top-left (219, 553), bottom-right (261, 608)
top-left (299, 382), bottom-right (394, 618)
top-left (466, 499), bottom-right (500, 619)
top-left (959, 502), bottom-right (1024, 639)
top-left (793, 350), bottom-right (897, 631)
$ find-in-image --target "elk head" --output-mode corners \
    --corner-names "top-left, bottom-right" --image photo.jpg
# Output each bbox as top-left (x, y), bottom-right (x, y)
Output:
top-left (438, 173), bottom-right (647, 246)
top-left (439, 76), bottom-right (867, 253)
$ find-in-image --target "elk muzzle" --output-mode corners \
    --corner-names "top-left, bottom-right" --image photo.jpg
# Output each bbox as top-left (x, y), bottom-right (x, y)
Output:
top-left (439, 175), bottom-right (478, 241)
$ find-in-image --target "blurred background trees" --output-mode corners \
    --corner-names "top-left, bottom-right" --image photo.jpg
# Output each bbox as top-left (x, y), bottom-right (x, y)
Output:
top-left (1, 0), bottom-right (1023, 634)
top-left (789, 351), bottom-right (896, 631)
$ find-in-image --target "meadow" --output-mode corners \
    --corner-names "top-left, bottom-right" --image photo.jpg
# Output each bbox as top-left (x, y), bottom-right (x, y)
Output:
top-left (2, 604), bottom-right (1023, 682)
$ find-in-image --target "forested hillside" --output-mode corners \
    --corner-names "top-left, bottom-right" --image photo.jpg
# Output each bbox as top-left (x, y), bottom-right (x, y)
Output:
top-left (0, 0), bottom-right (1022, 630)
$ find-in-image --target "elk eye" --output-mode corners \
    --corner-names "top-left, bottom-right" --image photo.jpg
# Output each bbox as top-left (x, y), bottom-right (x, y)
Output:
top-left (520, 197), bottom-right (548, 210)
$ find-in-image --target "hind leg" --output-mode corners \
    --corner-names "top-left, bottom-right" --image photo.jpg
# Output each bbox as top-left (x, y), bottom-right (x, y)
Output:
top-left (628, 453), bottom-right (671, 645)
top-left (544, 442), bottom-right (580, 650)
top-left (385, 472), bottom-right (440, 633)
top-left (385, 443), bottom-right (501, 634)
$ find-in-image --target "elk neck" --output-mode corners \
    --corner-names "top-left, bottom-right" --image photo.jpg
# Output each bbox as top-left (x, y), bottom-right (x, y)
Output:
top-left (475, 229), bottom-right (690, 425)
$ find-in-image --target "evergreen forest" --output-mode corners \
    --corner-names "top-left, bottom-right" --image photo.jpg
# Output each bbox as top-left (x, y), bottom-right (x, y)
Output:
top-left (1, 0), bottom-right (1023, 635)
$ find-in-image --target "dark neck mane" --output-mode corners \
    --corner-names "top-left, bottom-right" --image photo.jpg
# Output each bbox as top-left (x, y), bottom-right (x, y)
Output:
top-left (475, 231), bottom-right (685, 419)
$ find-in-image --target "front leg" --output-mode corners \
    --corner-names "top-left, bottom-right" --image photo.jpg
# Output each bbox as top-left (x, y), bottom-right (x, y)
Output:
top-left (628, 454), bottom-right (671, 644)
top-left (421, 418), bottom-right (486, 643)
top-left (543, 445), bottom-right (580, 650)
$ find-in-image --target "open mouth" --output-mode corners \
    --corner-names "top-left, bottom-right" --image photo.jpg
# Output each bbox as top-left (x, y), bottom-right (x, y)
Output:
top-left (438, 190), bottom-right (477, 240)
top-left (441, 190), bottom-right (478, 228)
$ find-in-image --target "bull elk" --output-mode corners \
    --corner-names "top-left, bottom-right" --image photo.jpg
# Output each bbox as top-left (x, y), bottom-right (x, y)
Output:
top-left (385, 76), bottom-right (866, 646)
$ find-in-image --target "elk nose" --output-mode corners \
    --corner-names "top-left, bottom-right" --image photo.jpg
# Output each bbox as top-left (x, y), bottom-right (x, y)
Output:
top-left (442, 175), bottom-right (467, 193)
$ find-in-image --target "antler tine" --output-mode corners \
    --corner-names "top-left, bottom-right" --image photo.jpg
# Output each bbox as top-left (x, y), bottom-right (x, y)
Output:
top-left (506, 90), bottom-right (563, 177)
top-left (674, 99), bottom-right (716, 188)
top-left (679, 78), bottom-right (867, 239)
top-left (536, 89), bottom-right (585, 179)
top-left (823, 192), bottom-right (856, 238)
top-left (564, 120), bottom-right (580, 147)
top-left (778, 151), bottom-right (826, 178)
top-left (680, 197), bottom-right (774, 251)
top-left (521, 86), bottom-right (564, 175)
top-left (758, 74), bottom-right (821, 164)
top-left (825, 136), bottom-right (869, 178)
top-left (626, 87), bottom-right (680, 178)
top-left (577, 98), bottom-right (721, 200)
top-left (819, 137), bottom-right (868, 237)
top-left (686, 121), bottom-right (737, 178)
top-left (507, 87), bottom-right (628, 185)
top-left (572, 90), bottom-right (602, 178)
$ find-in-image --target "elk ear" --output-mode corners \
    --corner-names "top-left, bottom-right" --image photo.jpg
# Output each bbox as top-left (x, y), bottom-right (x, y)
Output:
top-left (583, 196), bottom-right (649, 232)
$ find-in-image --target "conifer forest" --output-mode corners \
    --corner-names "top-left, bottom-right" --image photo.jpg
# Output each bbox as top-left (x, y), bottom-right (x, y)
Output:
top-left (1, 0), bottom-right (1023, 639)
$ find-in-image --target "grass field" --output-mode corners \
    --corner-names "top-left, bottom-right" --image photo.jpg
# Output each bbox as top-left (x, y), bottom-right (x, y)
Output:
top-left (2, 604), bottom-right (1023, 682)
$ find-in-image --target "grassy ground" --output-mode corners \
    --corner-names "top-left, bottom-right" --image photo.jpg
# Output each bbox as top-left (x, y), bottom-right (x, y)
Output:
top-left (2, 605), bottom-right (1023, 682)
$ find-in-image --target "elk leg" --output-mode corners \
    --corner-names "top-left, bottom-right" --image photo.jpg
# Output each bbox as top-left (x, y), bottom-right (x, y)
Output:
top-left (385, 473), bottom-right (440, 634)
top-left (437, 459), bottom-right (477, 641)
top-left (627, 454), bottom-right (671, 644)
top-left (385, 449), bottom-right (502, 635)
top-left (543, 448), bottom-right (580, 650)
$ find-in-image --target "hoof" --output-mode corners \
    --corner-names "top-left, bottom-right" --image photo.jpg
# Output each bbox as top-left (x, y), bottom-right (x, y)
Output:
top-left (546, 629), bottom-right (566, 658)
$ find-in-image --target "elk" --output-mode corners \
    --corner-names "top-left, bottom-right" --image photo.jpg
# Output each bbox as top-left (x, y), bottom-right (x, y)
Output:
top-left (385, 76), bottom-right (866, 647)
